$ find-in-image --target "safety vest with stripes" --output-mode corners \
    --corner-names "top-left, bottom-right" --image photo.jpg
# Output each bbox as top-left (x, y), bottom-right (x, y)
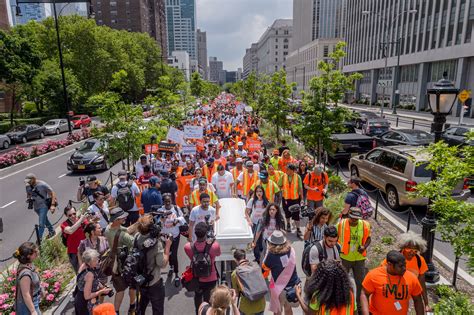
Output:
top-left (252, 180), bottom-right (277, 202)
top-left (282, 173), bottom-right (301, 200)
top-left (337, 219), bottom-right (370, 257)
top-left (242, 170), bottom-right (258, 197)
top-left (190, 189), bottom-right (216, 206)
top-left (310, 291), bottom-right (355, 315)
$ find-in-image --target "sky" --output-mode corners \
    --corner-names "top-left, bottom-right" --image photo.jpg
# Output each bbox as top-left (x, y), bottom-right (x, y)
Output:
top-left (197, 0), bottom-right (292, 71)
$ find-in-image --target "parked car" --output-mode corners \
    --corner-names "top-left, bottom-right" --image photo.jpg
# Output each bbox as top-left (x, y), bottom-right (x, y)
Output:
top-left (0, 134), bottom-right (11, 150)
top-left (353, 110), bottom-right (381, 128)
top-left (43, 119), bottom-right (73, 135)
top-left (376, 129), bottom-right (434, 147)
top-left (349, 146), bottom-right (470, 210)
top-left (6, 124), bottom-right (46, 143)
top-left (361, 118), bottom-right (391, 136)
top-left (71, 115), bottom-right (91, 129)
top-left (67, 139), bottom-right (109, 172)
top-left (441, 126), bottom-right (474, 147)
top-left (327, 122), bottom-right (375, 162)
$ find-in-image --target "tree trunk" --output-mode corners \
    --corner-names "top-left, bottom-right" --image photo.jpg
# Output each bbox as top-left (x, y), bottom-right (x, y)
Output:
top-left (276, 125), bottom-right (279, 140)
top-left (317, 138), bottom-right (321, 164)
top-left (9, 87), bottom-right (16, 127)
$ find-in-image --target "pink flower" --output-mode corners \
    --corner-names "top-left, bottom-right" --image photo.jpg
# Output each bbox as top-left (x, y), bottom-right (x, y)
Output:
top-left (46, 294), bottom-right (55, 301)
top-left (7, 277), bottom-right (13, 282)
top-left (41, 282), bottom-right (49, 288)
top-left (11, 286), bottom-right (16, 292)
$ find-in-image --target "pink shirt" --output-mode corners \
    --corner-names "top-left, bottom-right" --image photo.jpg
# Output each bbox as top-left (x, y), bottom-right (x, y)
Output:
top-left (184, 241), bottom-right (221, 282)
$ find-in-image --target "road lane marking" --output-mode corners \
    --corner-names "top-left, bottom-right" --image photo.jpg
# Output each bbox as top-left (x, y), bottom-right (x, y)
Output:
top-left (1, 200), bottom-right (16, 208)
top-left (57, 173), bottom-right (67, 179)
top-left (0, 148), bottom-right (76, 180)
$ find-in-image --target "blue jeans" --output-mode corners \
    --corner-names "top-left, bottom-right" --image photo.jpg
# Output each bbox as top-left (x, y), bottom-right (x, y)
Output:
top-left (240, 312), bottom-right (264, 315)
top-left (252, 223), bottom-right (263, 263)
top-left (16, 294), bottom-right (41, 315)
top-left (34, 206), bottom-right (54, 239)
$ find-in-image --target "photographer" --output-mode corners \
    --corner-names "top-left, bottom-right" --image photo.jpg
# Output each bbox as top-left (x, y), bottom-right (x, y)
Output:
top-left (25, 173), bottom-right (57, 239)
top-left (77, 176), bottom-right (110, 205)
top-left (75, 249), bottom-right (113, 315)
top-left (86, 192), bottom-right (110, 230)
top-left (157, 193), bottom-right (186, 282)
top-left (134, 214), bottom-right (172, 315)
top-left (61, 206), bottom-right (88, 273)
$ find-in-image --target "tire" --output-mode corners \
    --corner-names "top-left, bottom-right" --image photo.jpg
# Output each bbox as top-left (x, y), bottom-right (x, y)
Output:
top-left (102, 160), bottom-right (109, 171)
top-left (21, 136), bottom-right (27, 143)
top-left (2, 141), bottom-right (9, 149)
top-left (55, 128), bottom-right (60, 135)
top-left (39, 132), bottom-right (44, 139)
top-left (385, 185), bottom-right (401, 210)
top-left (350, 165), bottom-right (359, 177)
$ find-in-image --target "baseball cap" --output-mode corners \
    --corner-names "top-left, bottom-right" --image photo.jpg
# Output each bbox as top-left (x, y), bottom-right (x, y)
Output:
top-left (149, 176), bottom-right (161, 185)
top-left (208, 157), bottom-right (215, 163)
top-left (252, 153), bottom-right (259, 160)
top-left (117, 170), bottom-right (127, 178)
top-left (140, 154), bottom-right (147, 160)
top-left (259, 170), bottom-right (269, 179)
top-left (237, 141), bottom-right (244, 146)
top-left (24, 173), bottom-right (36, 184)
top-left (245, 161), bottom-right (254, 167)
top-left (87, 175), bottom-right (97, 182)
top-left (235, 157), bottom-right (243, 163)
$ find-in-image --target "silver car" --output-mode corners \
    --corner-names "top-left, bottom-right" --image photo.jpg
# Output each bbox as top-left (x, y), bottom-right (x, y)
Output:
top-left (349, 146), bottom-right (470, 210)
top-left (0, 134), bottom-right (11, 150)
top-left (43, 119), bottom-right (73, 135)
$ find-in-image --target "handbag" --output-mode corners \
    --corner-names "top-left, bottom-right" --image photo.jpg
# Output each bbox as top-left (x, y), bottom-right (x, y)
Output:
top-left (181, 266), bottom-right (199, 292)
top-left (100, 229), bottom-right (122, 276)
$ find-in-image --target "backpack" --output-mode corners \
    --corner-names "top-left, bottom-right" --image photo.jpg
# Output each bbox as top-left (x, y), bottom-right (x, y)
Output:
top-left (301, 240), bottom-right (341, 277)
top-left (353, 189), bottom-right (374, 219)
top-left (191, 242), bottom-right (213, 278)
top-left (235, 260), bottom-right (268, 301)
top-left (61, 220), bottom-right (72, 246)
top-left (115, 181), bottom-right (134, 211)
top-left (122, 236), bottom-right (154, 287)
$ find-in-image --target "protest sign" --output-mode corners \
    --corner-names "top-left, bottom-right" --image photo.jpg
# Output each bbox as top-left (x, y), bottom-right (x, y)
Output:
top-left (182, 144), bottom-right (197, 155)
top-left (144, 144), bottom-right (159, 154)
top-left (184, 125), bottom-right (203, 139)
top-left (167, 127), bottom-right (184, 144)
top-left (247, 139), bottom-right (261, 152)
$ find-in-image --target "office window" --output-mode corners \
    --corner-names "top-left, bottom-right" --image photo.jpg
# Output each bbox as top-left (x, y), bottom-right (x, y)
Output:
top-left (275, 30), bottom-right (278, 35)
top-left (284, 38), bottom-right (288, 43)
top-left (284, 45), bottom-right (288, 49)
top-left (275, 58), bottom-right (278, 62)
top-left (275, 45), bottom-right (278, 49)
top-left (283, 51), bottom-right (288, 56)
top-left (284, 30), bottom-right (289, 35)
top-left (275, 38), bottom-right (278, 42)
top-left (323, 46), bottom-right (329, 57)
top-left (275, 51), bottom-right (278, 55)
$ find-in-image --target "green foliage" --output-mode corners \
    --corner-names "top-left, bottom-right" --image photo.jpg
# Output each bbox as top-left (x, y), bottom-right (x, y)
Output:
top-left (381, 236), bottom-right (394, 245)
top-left (434, 285), bottom-right (474, 314)
top-left (413, 134), bottom-right (474, 271)
top-left (190, 72), bottom-right (203, 97)
top-left (36, 236), bottom-right (68, 269)
top-left (328, 174), bottom-right (348, 194)
top-left (324, 192), bottom-right (346, 223)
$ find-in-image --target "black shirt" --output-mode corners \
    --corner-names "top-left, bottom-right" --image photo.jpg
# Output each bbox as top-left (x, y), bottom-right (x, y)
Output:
top-left (82, 185), bottom-right (110, 204)
top-left (160, 178), bottom-right (178, 203)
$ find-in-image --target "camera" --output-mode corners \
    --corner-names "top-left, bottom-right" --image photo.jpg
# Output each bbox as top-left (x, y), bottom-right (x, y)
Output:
top-left (27, 199), bottom-right (34, 210)
top-left (300, 205), bottom-right (316, 221)
top-left (102, 286), bottom-right (114, 298)
top-left (204, 214), bottom-right (215, 240)
top-left (79, 177), bottom-right (85, 186)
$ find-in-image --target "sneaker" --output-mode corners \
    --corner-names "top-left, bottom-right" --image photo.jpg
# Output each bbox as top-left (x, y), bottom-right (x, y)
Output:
top-left (128, 304), bottom-right (136, 315)
top-left (296, 228), bottom-right (302, 238)
top-left (47, 231), bottom-right (56, 239)
top-left (168, 269), bottom-right (174, 278)
top-left (286, 222), bottom-right (291, 232)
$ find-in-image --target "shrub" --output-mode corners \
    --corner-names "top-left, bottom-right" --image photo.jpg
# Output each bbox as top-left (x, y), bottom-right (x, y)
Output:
top-left (381, 235), bottom-right (394, 245)
top-left (328, 174), bottom-right (347, 194)
top-left (325, 192), bottom-right (346, 223)
top-left (434, 285), bottom-right (474, 314)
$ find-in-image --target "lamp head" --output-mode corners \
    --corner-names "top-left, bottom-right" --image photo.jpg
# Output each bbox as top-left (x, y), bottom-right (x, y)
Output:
top-left (427, 71), bottom-right (459, 115)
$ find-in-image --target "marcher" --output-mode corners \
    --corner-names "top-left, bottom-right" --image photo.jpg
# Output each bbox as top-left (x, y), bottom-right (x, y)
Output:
top-left (135, 154), bottom-right (149, 179)
top-left (303, 207), bottom-right (332, 246)
top-left (336, 207), bottom-right (371, 312)
top-left (252, 203), bottom-right (286, 259)
top-left (137, 164), bottom-right (155, 185)
top-left (87, 191), bottom-right (110, 230)
top-left (245, 185), bottom-right (269, 263)
top-left (74, 249), bottom-right (113, 315)
top-left (61, 206), bottom-right (88, 273)
top-left (295, 260), bottom-right (356, 315)
top-left (236, 160), bottom-right (258, 199)
top-left (13, 242), bottom-right (41, 315)
top-left (135, 214), bottom-right (172, 315)
top-left (140, 176), bottom-right (163, 214)
top-left (303, 165), bottom-right (329, 209)
top-left (281, 164), bottom-right (303, 237)
top-left (262, 230), bottom-right (301, 315)
top-left (248, 170), bottom-right (281, 204)
top-left (184, 222), bottom-right (222, 315)
top-left (25, 173), bottom-right (57, 239)
top-left (297, 160), bottom-right (308, 203)
top-left (342, 176), bottom-right (369, 217)
top-left (278, 149), bottom-right (295, 173)
top-left (190, 177), bottom-right (220, 210)
top-left (77, 175), bottom-right (110, 205)
top-left (198, 285), bottom-right (240, 315)
top-left (361, 250), bottom-right (424, 315)
top-left (188, 193), bottom-right (217, 242)
top-left (211, 164), bottom-right (235, 198)
top-left (77, 222), bottom-right (109, 284)
top-left (308, 226), bottom-right (340, 274)
top-left (110, 170), bottom-right (141, 226)
top-left (270, 149), bottom-right (281, 170)
top-left (159, 170), bottom-right (178, 204)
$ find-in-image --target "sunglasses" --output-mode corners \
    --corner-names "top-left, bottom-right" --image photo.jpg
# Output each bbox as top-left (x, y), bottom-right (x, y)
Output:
top-left (68, 212), bottom-right (77, 218)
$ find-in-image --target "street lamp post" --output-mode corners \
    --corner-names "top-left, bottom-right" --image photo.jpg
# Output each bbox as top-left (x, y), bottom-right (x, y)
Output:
top-left (423, 72), bottom-right (459, 283)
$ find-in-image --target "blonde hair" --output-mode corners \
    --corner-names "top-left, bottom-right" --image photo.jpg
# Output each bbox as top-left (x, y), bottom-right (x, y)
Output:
top-left (397, 231), bottom-right (427, 253)
top-left (209, 285), bottom-right (232, 315)
top-left (137, 214), bottom-right (154, 235)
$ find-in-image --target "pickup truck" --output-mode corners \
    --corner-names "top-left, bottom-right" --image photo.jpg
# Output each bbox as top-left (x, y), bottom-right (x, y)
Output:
top-left (328, 123), bottom-right (375, 162)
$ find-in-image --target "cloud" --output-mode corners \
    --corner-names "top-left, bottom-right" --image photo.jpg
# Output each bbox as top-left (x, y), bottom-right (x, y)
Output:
top-left (197, 0), bottom-right (292, 71)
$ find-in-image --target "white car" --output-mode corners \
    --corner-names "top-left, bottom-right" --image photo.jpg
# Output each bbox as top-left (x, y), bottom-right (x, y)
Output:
top-left (43, 119), bottom-right (73, 135)
top-left (0, 134), bottom-right (11, 149)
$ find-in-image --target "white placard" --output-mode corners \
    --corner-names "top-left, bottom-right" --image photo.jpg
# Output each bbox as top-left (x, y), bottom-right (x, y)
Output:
top-left (244, 106), bottom-right (253, 112)
top-left (184, 125), bottom-right (204, 139)
top-left (167, 127), bottom-right (185, 144)
top-left (182, 144), bottom-right (197, 155)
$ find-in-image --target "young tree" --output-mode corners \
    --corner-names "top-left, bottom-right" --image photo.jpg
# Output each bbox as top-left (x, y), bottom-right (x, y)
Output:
top-left (190, 72), bottom-right (203, 97)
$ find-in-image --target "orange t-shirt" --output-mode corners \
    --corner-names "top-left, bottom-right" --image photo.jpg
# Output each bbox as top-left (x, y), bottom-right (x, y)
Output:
top-left (303, 172), bottom-right (329, 201)
top-left (278, 157), bottom-right (295, 173)
top-left (362, 266), bottom-right (422, 315)
top-left (380, 255), bottom-right (428, 278)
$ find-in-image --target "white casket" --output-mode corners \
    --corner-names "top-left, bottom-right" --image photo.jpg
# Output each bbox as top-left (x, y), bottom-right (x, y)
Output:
top-left (214, 198), bottom-right (254, 261)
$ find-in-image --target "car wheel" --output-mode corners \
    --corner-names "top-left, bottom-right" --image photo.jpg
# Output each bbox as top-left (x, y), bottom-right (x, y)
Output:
top-left (39, 132), bottom-right (44, 139)
top-left (2, 141), bottom-right (9, 149)
top-left (55, 128), bottom-right (60, 135)
top-left (350, 165), bottom-right (359, 177)
top-left (102, 160), bottom-right (109, 171)
top-left (385, 185), bottom-right (401, 210)
top-left (21, 136), bottom-right (27, 143)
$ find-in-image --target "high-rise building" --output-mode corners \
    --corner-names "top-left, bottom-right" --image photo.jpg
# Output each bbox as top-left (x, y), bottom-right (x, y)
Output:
top-left (343, 0), bottom-right (474, 117)
top-left (165, 0), bottom-right (197, 60)
top-left (209, 57), bottom-right (223, 83)
top-left (197, 29), bottom-right (208, 79)
top-left (14, 3), bottom-right (47, 25)
top-left (167, 50), bottom-right (190, 80)
top-left (243, 19), bottom-right (293, 77)
top-left (92, 0), bottom-right (168, 58)
top-left (53, 3), bottom-right (88, 17)
top-left (0, 0), bottom-right (10, 29)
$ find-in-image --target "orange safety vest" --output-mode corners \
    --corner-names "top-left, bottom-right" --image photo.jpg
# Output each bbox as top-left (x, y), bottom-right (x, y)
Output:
top-left (202, 164), bottom-right (217, 182)
top-left (337, 219), bottom-right (370, 257)
top-left (313, 291), bottom-right (355, 315)
top-left (241, 170), bottom-right (258, 197)
top-left (190, 189), bottom-right (215, 206)
top-left (173, 166), bottom-right (183, 178)
top-left (253, 180), bottom-right (277, 202)
top-left (231, 167), bottom-right (243, 192)
top-left (135, 181), bottom-right (149, 215)
top-left (282, 173), bottom-right (301, 200)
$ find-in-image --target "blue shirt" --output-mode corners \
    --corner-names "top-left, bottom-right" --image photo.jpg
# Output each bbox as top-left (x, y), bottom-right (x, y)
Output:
top-left (141, 188), bottom-right (163, 213)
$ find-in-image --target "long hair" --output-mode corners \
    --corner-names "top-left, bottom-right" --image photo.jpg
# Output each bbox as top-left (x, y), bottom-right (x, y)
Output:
top-left (251, 185), bottom-right (269, 209)
top-left (262, 202), bottom-right (285, 229)
top-left (311, 207), bottom-right (333, 226)
top-left (304, 260), bottom-right (352, 310)
top-left (209, 285), bottom-right (232, 315)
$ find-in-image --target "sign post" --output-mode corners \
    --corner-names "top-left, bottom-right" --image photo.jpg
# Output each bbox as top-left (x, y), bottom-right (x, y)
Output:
top-left (458, 90), bottom-right (471, 125)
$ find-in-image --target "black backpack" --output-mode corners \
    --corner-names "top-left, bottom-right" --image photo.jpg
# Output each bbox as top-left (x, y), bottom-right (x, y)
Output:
top-left (191, 242), bottom-right (212, 278)
top-left (116, 181), bottom-right (134, 211)
top-left (122, 236), bottom-right (154, 287)
top-left (301, 240), bottom-right (341, 277)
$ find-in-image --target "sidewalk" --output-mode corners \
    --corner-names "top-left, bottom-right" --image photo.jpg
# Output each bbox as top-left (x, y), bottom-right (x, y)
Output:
top-left (342, 103), bottom-right (474, 126)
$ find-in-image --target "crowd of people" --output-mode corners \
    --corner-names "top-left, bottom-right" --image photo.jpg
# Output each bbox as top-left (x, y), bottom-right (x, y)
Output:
top-left (15, 94), bottom-right (432, 315)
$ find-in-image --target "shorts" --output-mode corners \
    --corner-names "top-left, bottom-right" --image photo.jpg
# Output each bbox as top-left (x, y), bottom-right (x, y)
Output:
top-left (278, 290), bottom-right (299, 310)
top-left (282, 198), bottom-right (300, 221)
top-left (111, 274), bottom-right (128, 292)
top-left (307, 199), bottom-right (323, 209)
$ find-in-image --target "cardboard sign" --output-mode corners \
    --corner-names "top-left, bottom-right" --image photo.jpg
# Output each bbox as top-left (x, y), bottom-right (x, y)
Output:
top-left (182, 144), bottom-right (197, 155)
top-left (184, 125), bottom-right (204, 139)
top-left (167, 127), bottom-right (184, 144)
top-left (247, 139), bottom-right (261, 152)
top-left (144, 144), bottom-right (159, 154)
top-left (158, 141), bottom-right (178, 153)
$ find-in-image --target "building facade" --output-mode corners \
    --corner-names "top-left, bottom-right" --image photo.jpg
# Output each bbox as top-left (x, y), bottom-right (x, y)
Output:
top-left (242, 43), bottom-right (258, 79)
top-left (344, 0), bottom-right (474, 117)
top-left (197, 28), bottom-right (208, 79)
top-left (54, 3), bottom-right (88, 17)
top-left (167, 50), bottom-right (190, 80)
top-left (14, 3), bottom-right (47, 25)
top-left (209, 56), bottom-right (223, 83)
top-left (92, 0), bottom-right (167, 58)
top-left (165, 0), bottom-right (196, 60)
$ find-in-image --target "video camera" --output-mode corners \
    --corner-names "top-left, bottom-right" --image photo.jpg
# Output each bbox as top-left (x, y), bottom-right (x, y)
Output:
top-left (204, 214), bottom-right (215, 241)
top-left (288, 204), bottom-right (315, 221)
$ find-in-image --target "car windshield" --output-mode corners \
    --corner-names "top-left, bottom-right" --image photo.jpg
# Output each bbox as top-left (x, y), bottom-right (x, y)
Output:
top-left (414, 163), bottom-right (433, 178)
top-left (44, 120), bottom-right (57, 126)
top-left (10, 125), bottom-right (27, 132)
top-left (78, 141), bottom-right (100, 151)
top-left (407, 131), bottom-right (434, 141)
top-left (72, 116), bottom-right (82, 120)
top-left (369, 121), bottom-right (389, 127)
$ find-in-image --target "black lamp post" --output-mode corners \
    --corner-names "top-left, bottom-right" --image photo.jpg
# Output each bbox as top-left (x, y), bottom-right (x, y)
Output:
top-left (422, 71), bottom-right (459, 283)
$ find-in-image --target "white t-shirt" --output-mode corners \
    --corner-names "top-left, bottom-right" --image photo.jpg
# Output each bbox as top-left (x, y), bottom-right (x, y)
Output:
top-left (87, 202), bottom-right (110, 229)
top-left (236, 149), bottom-right (248, 157)
top-left (309, 239), bottom-right (340, 266)
top-left (159, 205), bottom-right (186, 238)
top-left (246, 198), bottom-right (266, 225)
top-left (261, 218), bottom-right (278, 240)
top-left (111, 180), bottom-right (141, 212)
top-left (189, 205), bottom-right (216, 241)
top-left (211, 171), bottom-right (234, 198)
top-left (237, 170), bottom-right (255, 183)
